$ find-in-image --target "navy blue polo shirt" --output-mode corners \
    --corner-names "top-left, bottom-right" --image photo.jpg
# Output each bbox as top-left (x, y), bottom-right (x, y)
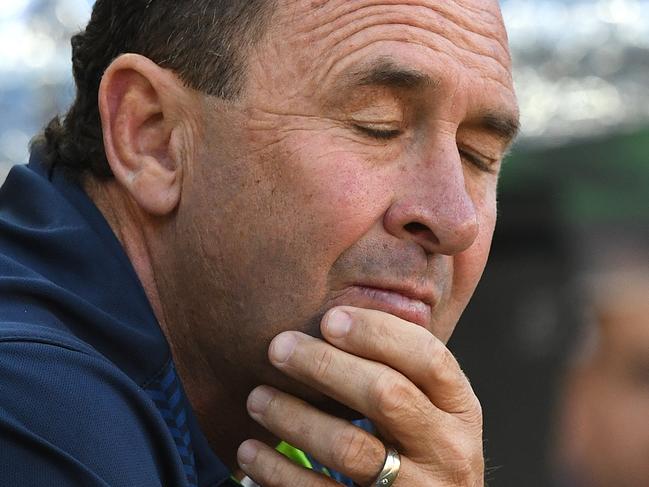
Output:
top-left (0, 148), bottom-right (363, 487)
top-left (0, 149), bottom-right (235, 486)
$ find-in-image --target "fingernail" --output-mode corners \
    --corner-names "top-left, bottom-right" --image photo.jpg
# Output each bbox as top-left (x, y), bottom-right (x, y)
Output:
top-left (238, 440), bottom-right (258, 466)
top-left (326, 309), bottom-right (352, 338)
top-left (270, 333), bottom-right (297, 363)
top-left (248, 386), bottom-right (274, 415)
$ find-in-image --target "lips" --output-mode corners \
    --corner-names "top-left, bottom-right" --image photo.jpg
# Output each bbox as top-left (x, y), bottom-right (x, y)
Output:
top-left (329, 285), bottom-right (433, 328)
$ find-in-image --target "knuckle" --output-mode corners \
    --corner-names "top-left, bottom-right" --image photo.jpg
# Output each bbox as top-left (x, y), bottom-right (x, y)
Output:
top-left (423, 335), bottom-right (454, 378)
top-left (264, 457), bottom-right (291, 487)
top-left (465, 391), bottom-right (483, 421)
top-left (332, 428), bottom-right (380, 473)
top-left (450, 461), bottom-right (477, 485)
top-left (422, 336), bottom-right (481, 415)
top-left (456, 376), bottom-right (483, 419)
top-left (370, 371), bottom-right (413, 420)
top-left (442, 437), bottom-right (484, 485)
top-left (312, 346), bottom-right (335, 382)
top-left (263, 456), bottom-right (332, 487)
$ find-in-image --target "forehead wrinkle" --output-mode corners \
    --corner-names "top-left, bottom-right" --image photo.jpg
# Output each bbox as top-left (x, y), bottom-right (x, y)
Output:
top-left (282, 7), bottom-right (512, 92)
top-left (453, 0), bottom-right (502, 23)
top-left (290, 0), bottom-right (511, 62)
top-left (313, 25), bottom-right (513, 95)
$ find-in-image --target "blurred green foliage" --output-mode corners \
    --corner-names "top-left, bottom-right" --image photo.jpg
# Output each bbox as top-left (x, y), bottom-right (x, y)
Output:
top-left (502, 127), bottom-right (649, 226)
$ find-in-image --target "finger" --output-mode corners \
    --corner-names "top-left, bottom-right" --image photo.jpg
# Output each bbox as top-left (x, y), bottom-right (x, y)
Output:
top-left (247, 385), bottom-right (385, 486)
top-left (237, 439), bottom-right (339, 487)
top-left (321, 307), bottom-right (480, 416)
top-left (268, 331), bottom-right (439, 445)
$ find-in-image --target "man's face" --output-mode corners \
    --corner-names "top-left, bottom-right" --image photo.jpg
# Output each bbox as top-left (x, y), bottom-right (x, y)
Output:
top-left (171, 0), bottom-right (517, 404)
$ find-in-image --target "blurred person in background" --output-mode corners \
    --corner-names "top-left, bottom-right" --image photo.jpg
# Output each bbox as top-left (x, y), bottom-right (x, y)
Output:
top-left (552, 241), bottom-right (649, 487)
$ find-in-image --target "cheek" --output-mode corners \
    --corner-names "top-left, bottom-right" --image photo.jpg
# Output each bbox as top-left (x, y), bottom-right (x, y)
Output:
top-left (212, 140), bottom-right (395, 314)
top-left (285, 147), bottom-right (393, 256)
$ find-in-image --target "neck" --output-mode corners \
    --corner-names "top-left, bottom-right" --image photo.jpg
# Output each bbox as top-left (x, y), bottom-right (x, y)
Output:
top-left (84, 176), bottom-right (277, 471)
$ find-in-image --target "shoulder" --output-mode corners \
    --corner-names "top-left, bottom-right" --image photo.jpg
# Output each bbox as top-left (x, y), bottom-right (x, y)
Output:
top-left (0, 335), bottom-right (186, 487)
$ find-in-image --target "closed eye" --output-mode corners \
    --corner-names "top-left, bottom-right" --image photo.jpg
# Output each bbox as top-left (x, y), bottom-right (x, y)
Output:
top-left (354, 125), bottom-right (402, 140)
top-left (459, 149), bottom-right (497, 175)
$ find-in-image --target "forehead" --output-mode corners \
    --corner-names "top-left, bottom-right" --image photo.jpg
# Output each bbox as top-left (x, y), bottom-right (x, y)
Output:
top-left (270, 0), bottom-right (512, 86)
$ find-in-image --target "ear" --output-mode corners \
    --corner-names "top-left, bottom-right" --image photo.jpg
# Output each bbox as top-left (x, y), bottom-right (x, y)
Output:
top-left (99, 53), bottom-right (189, 216)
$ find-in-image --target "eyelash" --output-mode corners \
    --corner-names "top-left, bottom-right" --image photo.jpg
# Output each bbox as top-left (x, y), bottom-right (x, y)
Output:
top-left (354, 125), bottom-right (497, 175)
top-left (354, 125), bottom-right (402, 140)
top-left (459, 150), bottom-right (497, 175)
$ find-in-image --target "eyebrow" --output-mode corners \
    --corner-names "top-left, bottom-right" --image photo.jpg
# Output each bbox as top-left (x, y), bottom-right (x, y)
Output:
top-left (479, 111), bottom-right (521, 145)
top-left (342, 57), bottom-right (440, 91)
top-left (336, 58), bottom-right (520, 144)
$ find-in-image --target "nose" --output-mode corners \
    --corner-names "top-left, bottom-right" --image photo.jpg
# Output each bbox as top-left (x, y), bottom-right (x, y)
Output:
top-left (383, 155), bottom-right (479, 256)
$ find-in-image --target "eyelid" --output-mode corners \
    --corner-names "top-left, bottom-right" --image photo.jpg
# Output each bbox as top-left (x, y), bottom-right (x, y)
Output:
top-left (459, 148), bottom-right (498, 174)
top-left (350, 118), bottom-right (402, 128)
top-left (353, 124), bottom-right (402, 140)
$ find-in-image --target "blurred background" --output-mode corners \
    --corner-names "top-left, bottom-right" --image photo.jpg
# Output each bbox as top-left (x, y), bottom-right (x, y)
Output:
top-left (0, 1), bottom-right (647, 486)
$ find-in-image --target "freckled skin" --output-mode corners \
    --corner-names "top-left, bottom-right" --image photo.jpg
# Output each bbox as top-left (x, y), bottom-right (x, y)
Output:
top-left (152, 0), bottom-right (518, 468)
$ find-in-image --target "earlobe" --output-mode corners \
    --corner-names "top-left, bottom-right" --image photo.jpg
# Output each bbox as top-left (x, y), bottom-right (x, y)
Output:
top-left (99, 53), bottom-right (185, 216)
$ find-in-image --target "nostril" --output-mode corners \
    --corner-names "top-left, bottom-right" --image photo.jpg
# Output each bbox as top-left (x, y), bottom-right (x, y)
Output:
top-left (404, 222), bottom-right (439, 245)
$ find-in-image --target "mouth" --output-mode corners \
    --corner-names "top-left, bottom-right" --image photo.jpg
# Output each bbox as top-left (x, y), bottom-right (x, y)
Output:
top-left (329, 284), bottom-right (433, 328)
